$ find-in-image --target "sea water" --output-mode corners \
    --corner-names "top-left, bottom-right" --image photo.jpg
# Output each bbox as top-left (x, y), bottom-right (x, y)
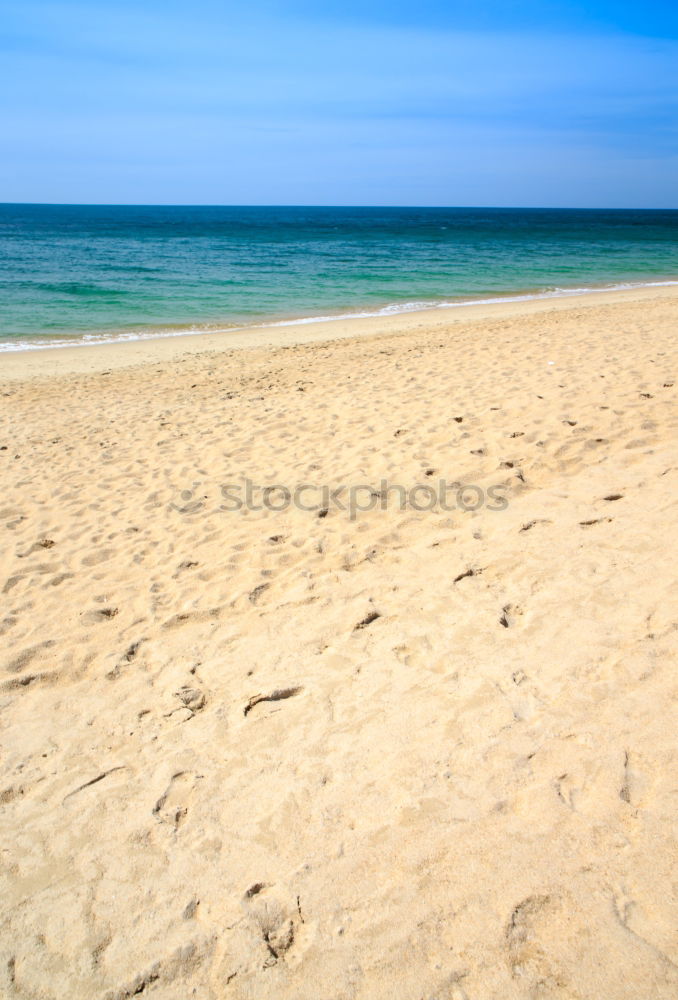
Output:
top-left (1, 204), bottom-right (677, 351)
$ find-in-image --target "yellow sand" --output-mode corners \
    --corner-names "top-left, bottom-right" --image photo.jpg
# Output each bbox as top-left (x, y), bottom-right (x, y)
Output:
top-left (1, 286), bottom-right (677, 999)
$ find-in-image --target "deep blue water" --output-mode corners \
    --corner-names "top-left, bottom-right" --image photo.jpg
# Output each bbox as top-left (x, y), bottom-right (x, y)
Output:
top-left (1, 205), bottom-right (677, 350)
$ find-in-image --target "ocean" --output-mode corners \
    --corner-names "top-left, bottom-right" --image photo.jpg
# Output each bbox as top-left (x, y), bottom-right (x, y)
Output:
top-left (1, 204), bottom-right (677, 352)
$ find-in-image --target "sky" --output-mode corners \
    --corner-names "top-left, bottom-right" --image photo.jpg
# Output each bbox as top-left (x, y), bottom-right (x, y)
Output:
top-left (1, 0), bottom-right (677, 207)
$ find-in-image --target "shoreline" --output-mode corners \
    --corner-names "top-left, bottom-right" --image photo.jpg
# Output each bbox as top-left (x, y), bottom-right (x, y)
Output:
top-left (2, 276), bottom-right (678, 356)
top-left (2, 282), bottom-right (678, 381)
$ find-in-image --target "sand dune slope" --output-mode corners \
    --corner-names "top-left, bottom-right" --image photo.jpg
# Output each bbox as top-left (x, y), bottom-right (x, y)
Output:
top-left (1, 291), bottom-right (677, 999)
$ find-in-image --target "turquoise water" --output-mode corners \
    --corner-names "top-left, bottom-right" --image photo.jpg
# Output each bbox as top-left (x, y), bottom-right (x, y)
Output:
top-left (1, 205), bottom-right (677, 351)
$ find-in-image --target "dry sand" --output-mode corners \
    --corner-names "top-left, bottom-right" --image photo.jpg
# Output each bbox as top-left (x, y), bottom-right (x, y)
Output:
top-left (1, 286), bottom-right (677, 999)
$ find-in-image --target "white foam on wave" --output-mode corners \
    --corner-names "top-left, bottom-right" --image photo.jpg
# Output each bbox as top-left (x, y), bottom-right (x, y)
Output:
top-left (1, 278), bottom-right (677, 353)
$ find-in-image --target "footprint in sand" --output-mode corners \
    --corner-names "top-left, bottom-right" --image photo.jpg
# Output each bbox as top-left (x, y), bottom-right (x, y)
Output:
top-left (242, 884), bottom-right (300, 967)
top-left (152, 771), bottom-right (201, 829)
top-left (82, 548), bottom-right (115, 568)
top-left (506, 894), bottom-right (562, 982)
top-left (5, 639), bottom-right (56, 674)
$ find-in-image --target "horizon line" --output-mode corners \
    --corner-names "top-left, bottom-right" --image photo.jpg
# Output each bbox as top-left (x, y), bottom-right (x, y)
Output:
top-left (1, 202), bottom-right (678, 211)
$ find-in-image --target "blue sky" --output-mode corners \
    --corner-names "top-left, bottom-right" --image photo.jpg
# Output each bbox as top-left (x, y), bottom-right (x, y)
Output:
top-left (1, 0), bottom-right (676, 206)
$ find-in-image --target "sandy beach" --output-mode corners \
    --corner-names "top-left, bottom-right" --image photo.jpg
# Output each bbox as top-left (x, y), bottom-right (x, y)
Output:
top-left (1, 285), bottom-right (677, 999)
